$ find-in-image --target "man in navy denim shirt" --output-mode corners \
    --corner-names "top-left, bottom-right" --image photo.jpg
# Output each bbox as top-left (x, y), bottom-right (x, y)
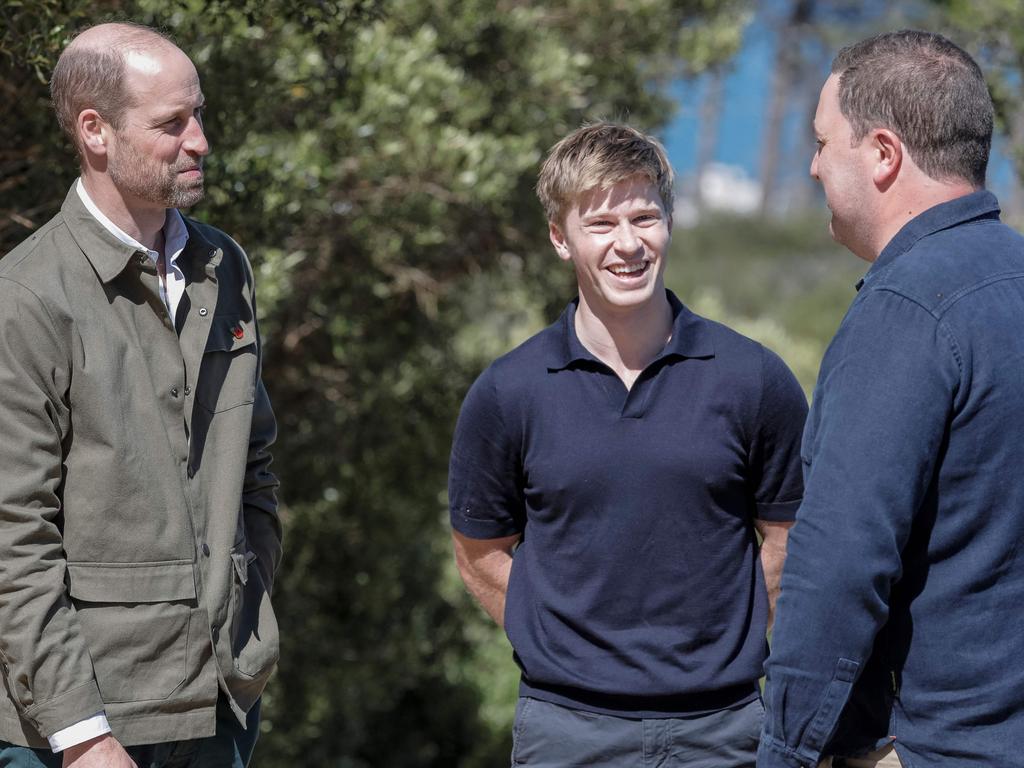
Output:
top-left (759, 31), bottom-right (1024, 768)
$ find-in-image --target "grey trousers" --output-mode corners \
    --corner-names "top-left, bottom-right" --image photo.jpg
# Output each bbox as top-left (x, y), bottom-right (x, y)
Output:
top-left (510, 696), bottom-right (763, 767)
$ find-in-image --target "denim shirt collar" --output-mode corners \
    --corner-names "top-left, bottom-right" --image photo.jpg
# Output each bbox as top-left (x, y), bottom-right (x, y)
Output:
top-left (858, 189), bottom-right (1001, 291)
top-left (546, 289), bottom-right (715, 371)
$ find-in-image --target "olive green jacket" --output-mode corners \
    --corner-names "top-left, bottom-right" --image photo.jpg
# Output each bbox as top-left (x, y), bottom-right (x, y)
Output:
top-left (0, 186), bottom-right (281, 747)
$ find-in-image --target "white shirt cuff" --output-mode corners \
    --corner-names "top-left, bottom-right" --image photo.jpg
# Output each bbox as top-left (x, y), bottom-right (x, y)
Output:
top-left (47, 712), bottom-right (111, 753)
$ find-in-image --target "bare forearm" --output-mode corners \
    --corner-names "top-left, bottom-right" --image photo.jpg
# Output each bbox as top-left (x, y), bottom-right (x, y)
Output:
top-left (462, 554), bottom-right (513, 626)
top-left (755, 520), bottom-right (794, 631)
top-left (452, 531), bottom-right (519, 627)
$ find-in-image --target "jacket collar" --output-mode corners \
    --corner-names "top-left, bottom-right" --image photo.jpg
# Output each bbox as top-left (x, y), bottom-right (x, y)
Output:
top-left (860, 189), bottom-right (1001, 290)
top-left (61, 183), bottom-right (141, 284)
top-left (61, 182), bottom-right (221, 283)
top-left (545, 289), bottom-right (716, 371)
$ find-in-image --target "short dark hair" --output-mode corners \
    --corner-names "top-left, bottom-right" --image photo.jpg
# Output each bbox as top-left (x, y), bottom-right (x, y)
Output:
top-left (832, 30), bottom-right (993, 187)
top-left (536, 122), bottom-right (674, 224)
top-left (50, 22), bottom-right (175, 161)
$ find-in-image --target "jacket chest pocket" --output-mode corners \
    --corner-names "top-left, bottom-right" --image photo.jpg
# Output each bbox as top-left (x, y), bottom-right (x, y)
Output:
top-left (196, 315), bottom-right (257, 413)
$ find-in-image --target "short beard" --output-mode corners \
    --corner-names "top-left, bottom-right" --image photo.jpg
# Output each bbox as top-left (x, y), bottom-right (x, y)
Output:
top-left (108, 132), bottom-right (205, 210)
top-left (165, 168), bottom-right (205, 209)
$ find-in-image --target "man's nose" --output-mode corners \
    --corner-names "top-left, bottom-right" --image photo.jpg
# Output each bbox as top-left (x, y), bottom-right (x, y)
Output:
top-left (614, 225), bottom-right (642, 255)
top-left (184, 116), bottom-right (210, 157)
top-left (810, 151), bottom-right (820, 180)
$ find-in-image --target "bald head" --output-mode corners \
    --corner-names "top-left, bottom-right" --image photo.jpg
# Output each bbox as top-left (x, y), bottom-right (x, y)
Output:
top-left (51, 22), bottom-right (181, 160)
top-left (67, 21), bottom-right (174, 51)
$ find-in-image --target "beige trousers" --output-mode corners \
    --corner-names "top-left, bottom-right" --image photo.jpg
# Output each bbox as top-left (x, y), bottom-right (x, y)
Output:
top-left (819, 743), bottom-right (902, 767)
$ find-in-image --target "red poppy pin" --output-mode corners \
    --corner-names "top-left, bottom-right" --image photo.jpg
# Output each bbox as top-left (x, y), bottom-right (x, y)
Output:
top-left (231, 325), bottom-right (244, 340)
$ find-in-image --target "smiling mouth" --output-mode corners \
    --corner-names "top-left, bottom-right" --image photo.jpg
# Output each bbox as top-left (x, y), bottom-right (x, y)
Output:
top-left (607, 260), bottom-right (649, 278)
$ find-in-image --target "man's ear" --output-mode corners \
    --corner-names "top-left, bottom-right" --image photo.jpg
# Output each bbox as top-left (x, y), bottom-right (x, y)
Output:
top-left (872, 128), bottom-right (902, 188)
top-left (549, 220), bottom-right (572, 262)
top-left (78, 109), bottom-right (110, 158)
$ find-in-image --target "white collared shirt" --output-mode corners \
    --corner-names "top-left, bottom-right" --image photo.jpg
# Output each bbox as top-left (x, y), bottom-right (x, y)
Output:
top-left (75, 179), bottom-right (189, 324)
top-left (48, 184), bottom-right (193, 754)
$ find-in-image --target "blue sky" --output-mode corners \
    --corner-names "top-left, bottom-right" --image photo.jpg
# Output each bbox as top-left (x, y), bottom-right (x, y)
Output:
top-left (663, 20), bottom-right (776, 180)
top-left (660, 16), bottom-right (1018, 207)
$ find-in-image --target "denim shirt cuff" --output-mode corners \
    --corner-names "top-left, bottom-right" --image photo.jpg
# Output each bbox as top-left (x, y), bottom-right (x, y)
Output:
top-left (757, 734), bottom-right (818, 768)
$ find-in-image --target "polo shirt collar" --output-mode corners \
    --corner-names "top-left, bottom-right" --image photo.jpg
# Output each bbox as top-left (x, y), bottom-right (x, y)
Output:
top-left (858, 189), bottom-right (1001, 290)
top-left (547, 289), bottom-right (716, 370)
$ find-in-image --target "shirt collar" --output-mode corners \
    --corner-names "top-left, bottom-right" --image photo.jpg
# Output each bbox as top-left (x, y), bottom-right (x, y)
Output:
top-left (73, 179), bottom-right (189, 272)
top-left (546, 289), bottom-right (716, 371)
top-left (858, 189), bottom-right (1001, 291)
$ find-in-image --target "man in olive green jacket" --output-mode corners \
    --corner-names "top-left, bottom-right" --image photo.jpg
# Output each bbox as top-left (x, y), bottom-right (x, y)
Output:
top-left (0, 22), bottom-right (281, 768)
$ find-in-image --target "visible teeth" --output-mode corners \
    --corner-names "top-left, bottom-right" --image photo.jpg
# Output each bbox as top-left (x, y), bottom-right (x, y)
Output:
top-left (609, 262), bottom-right (646, 275)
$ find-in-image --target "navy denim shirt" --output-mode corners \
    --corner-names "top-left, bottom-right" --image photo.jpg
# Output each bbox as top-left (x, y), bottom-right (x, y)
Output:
top-left (760, 191), bottom-right (1024, 767)
top-left (451, 291), bottom-right (807, 717)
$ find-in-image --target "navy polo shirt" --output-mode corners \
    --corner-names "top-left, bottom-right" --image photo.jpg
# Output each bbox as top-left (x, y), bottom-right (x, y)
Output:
top-left (760, 191), bottom-right (1024, 767)
top-left (449, 290), bottom-right (807, 717)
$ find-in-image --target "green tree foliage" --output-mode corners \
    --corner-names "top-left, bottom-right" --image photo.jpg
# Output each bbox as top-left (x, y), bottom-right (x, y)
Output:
top-left (0, 0), bottom-right (110, 247)
top-left (665, 212), bottom-right (866, 394)
top-left (2, 1), bottom-right (750, 765)
top-left (926, 0), bottom-right (1024, 194)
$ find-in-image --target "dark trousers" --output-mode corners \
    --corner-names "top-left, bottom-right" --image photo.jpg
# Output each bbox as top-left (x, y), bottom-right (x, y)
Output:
top-left (0, 696), bottom-right (260, 768)
top-left (511, 696), bottom-right (763, 768)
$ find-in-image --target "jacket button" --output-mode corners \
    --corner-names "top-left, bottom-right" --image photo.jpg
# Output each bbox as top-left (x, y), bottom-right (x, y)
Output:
top-left (170, 387), bottom-right (180, 397)
top-left (198, 307), bottom-right (208, 316)
top-left (201, 542), bottom-right (210, 557)
top-left (184, 385), bottom-right (191, 396)
top-left (136, 252), bottom-right (147, 264)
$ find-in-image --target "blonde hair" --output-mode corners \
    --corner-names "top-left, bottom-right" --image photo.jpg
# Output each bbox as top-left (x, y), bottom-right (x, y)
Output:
top-left (536, 121), bottom-right (675, 223)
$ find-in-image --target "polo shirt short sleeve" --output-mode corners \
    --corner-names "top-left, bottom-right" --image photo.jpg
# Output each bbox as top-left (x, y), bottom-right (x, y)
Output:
top-left (448, 363), bottom-right (526, 540)
top-left (750, 348), bottom-right (809, 522)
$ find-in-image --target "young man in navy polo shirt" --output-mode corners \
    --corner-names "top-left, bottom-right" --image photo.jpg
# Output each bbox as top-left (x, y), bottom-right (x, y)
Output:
top-left (449, 122), bottom-right (808, 767)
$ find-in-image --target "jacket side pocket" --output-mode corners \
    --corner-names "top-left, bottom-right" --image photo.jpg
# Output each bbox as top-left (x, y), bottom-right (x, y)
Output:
top-left (228, 550), bottom-right (280, 680)
top-left (66, 561), bottom-right (196, 703)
